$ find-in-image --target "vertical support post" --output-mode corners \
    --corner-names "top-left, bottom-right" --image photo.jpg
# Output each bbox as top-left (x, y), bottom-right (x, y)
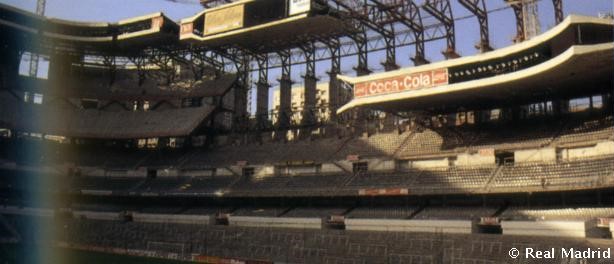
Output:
top-left (382, 32), bottom-right (399, 71)
top-left (277, 50), bottom-right (293, 131)
top-left (459, 0), bottom-right (493, 52)
top-left (28, 0), bottom-right (46, 78)
top-left (256, 54), bottom-right (270, 129)
top-left (352, 27), bottom-right (371, 76)
top-left (233, 55), bottom-right (250, 131)
top-left (301, 43), bottom-right (318, 130)
top-left (327, 38), bottom-right (341, 120)
top-left (423, 0), bottom-right (459, 59)
top-left (0, 49), bottom-right (22, 89)
top-left (506, 0), bottom-right (525, 43)
top-left (553, 0), bottom-right (564, 24)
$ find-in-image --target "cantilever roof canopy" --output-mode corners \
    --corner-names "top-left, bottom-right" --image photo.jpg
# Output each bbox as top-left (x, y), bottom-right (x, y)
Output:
top-left (0, 3), bottom-right (180, 54)
top-left (336, 15), bottom-right (614, 114)
top-left (341, 43), bottom-right (613, 113)
top-left (179, 0), bottom-right (351, 52)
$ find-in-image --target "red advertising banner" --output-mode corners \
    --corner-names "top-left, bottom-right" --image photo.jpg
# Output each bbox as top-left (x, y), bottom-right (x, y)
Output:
top-left (353, 68), bottom-right (449, 98)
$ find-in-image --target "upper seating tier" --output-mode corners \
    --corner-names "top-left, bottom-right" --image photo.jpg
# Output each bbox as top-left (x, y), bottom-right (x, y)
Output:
top-left (0, 91), bottom-right (215, 139)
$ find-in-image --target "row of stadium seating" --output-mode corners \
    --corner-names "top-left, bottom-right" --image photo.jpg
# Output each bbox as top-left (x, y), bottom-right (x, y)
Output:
top-left (8, 199), bottom-right (613, 222)
top-left (1, 214), bottom-right (610, 263)
top-left (492, 155), bottom-right (614, 191)
top-left (44, 69), bottom-right (236, 100)
top-left (403, 115), bottom-right (613, 156)
top-left (2, 114), bottom-right (609, 169)
top-left (1, 154), bottom-right (612, 196)
top-left (501, 207), bottom-right (614, 221)
top-left (63, 155), bottom-right (612, 195)
top-left (0, 91), bottom-right (216, 139)
top-left (13, 71), bottom-right (234, 101)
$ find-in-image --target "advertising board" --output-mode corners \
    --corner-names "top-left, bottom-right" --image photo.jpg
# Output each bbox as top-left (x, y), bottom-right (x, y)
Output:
top-left (204, 4), bottom-right (244, 36)
top-left (353, 68), bottom-right (449, 98)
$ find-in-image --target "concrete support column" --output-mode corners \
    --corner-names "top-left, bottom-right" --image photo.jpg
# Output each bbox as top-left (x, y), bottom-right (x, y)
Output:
top-left (602, 93), bottom-right (613, 114)
top-left (233, 59), bottom-right (249, 131)
top-left (0, 48), bottom-right (22, 90)
top-left (256, 81), bottom-right (270, 128)
top-left (278, 77), bottom-right (292, 130)
top-left (302, 74), bottom-right (317, 126)
top-left (327, 73), bottom-right (340, 123)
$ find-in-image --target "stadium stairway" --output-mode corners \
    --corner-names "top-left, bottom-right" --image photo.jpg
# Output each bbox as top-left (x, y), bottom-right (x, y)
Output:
top-left (340, 206), bottom-right (357, 217)
top-left (276, 207), bottom-right (295, 217)
top-left (391, 130), bottom-right (416, 158)
top-left (407, 204), bottom-right (428, 219)
top-left (492, 202), bottom-right (510, 217)
top-left (483, 165), bottom-right (504, 192)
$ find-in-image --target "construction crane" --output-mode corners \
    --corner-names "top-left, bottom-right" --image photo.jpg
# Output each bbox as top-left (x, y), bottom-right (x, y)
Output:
top-left (29, 0), bottom-right (46, 78)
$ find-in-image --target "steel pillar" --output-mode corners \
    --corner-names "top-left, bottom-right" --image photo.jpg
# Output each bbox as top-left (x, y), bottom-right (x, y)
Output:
top-left (255, 54), bottom-right (270, 128)
top-left (459, 0), bottom-right (493, 52)
top-left (371, 0), bottom-right (428, 66)
top-left (423, 0), bottom-right (459, 59)
top-left (506, 0), bottom-right (525, 43)
top-left (277, 50), bottom-right (293, 130)
top-left (326, 38), bottom-right (341, 119)
top-left (233, 55), bottom-right (250, 131)
top-left (553, 0), bottom-right (563, 24)
top-left (301, 43), bottom-right (318, 128)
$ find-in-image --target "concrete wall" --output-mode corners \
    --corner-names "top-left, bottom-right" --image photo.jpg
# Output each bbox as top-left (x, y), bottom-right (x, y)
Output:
top-left (254, 166), bottom-right (275, 177)
top-left (78, 167), bottom-right (106, 177)
top-left (456, 151), bottom-right (496, 166)
top-left (514, 148), bottom-right (556, 163)
top-left (345, 219), bottom-right (472, 234)
top-left (132, 213), bottom-right (210, 225)
top-left (502, 221), bottom-right (587, 238)
top-left (335, 160), bottom-right (354, 172)
top-left (217, 167), bottom-right (235, 177)
top-left (283, 165), bottom-right (317, 175)
top-left (0, 206), bottom-right (54, 217)
top-left (229, 216), bottom-right (322, 229)
top-left (180, 170), bottom-right (215, 177)
top-left (80, 190), bottom-right (113, 196)
top-left (411, 158), bottom-right (449, 169)
top-left (561, 141), bottom-right (614, 160)
top-left (156, 169), bottom-right (179, 177)
top-left (104, 170), bottom-right (128, 177)
top-left (320, 163), bottom-right (344, 173)
top-left (72, 211), bottom-right (121, 221)
top-left (368, 159), bottom-right (396, 171)
top-left (104, 169), bottom-right (147, 177)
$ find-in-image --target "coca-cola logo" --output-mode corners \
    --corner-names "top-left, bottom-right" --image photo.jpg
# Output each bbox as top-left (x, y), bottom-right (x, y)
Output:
top-left (354, 68), bottom-right (449, 98)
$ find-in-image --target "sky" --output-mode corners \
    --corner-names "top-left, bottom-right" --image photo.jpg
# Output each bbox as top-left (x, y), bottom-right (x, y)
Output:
top-left (1, 0), bottom-right (612, 111)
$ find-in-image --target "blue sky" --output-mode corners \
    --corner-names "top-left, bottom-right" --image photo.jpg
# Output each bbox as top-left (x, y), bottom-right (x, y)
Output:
top-left (2, 0), bottom-right (612, 111)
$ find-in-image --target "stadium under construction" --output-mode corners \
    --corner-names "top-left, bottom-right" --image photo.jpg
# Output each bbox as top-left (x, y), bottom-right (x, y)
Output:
top-left (0, 0), bottom-right (613, 263)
